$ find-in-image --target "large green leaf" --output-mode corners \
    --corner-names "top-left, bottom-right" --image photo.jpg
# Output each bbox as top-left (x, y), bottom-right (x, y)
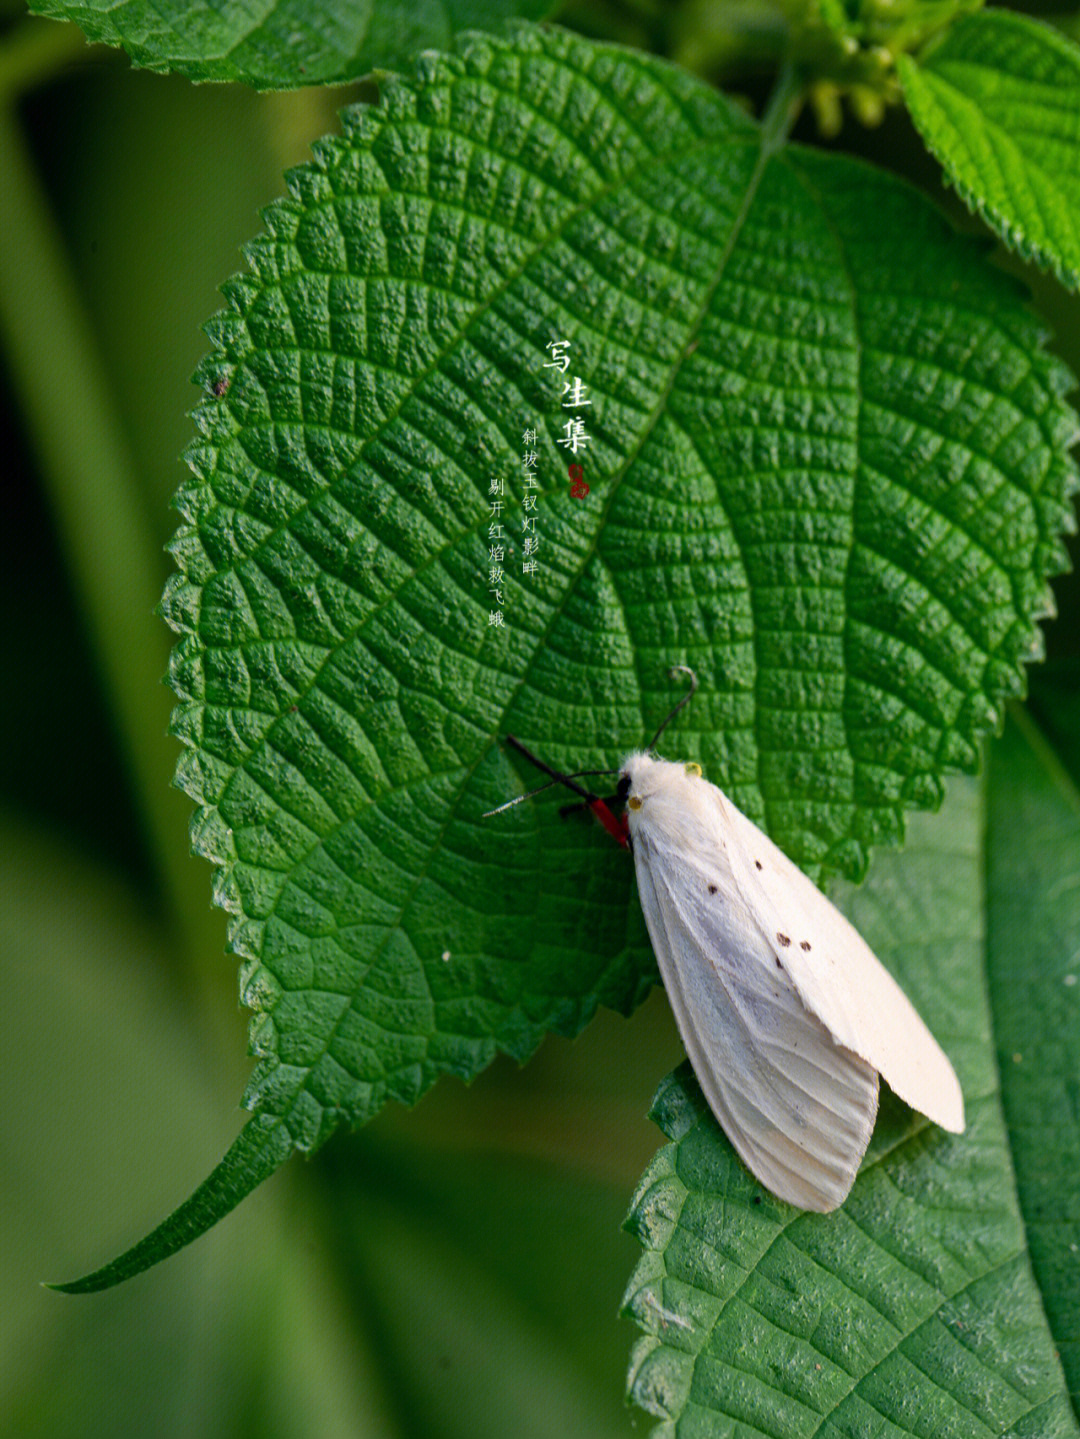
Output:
top-left (899, 11), bottom-right (1080, 292)
top-left (624, 741), bottom-right (1079, 1436)
top-left (60, 24), bottom-right (1077, 1290)
top-left (987, 706), bottom-right (1080, 1406)
top-left (26, 0), bottom-right (553, 89)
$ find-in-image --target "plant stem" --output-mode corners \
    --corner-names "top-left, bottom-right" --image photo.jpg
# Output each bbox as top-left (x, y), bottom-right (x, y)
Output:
top-left (760, 59), bottom-right (804, 155)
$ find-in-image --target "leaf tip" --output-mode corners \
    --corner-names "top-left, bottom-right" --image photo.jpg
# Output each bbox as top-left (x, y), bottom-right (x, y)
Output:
top-left (43, 1116), bottom-right (294, 1296)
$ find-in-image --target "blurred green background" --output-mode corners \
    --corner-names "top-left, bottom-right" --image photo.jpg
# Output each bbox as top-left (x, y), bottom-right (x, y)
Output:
top-left (2, 4), bottom-right (1079, 1436)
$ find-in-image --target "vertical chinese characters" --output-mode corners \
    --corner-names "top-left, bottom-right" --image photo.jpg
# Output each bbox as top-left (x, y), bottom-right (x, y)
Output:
top-left (521, 429), bottom-right (539, 577)
top-left (487, 473), bottom-right (505, 629)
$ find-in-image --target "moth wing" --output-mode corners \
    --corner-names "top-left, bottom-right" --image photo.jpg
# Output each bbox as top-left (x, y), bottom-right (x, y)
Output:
top-left (633, 839), bottom-right (879, 1212)
top-left (717, 792), bottom-right (965, 1134)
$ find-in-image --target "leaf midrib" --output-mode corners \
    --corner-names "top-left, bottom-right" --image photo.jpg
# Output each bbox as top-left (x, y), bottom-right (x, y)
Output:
top-left (199, 110), bottom-right (757, 864)
top-left (268, 122), bottom-right (778, 1131)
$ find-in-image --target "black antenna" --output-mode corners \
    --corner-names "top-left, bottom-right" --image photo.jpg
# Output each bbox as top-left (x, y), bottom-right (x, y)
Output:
top-left (481, 736), bottom-right (618, 817)
top-left (485, 669), bottom-right (697, 820)
top-left (648, 665), bottom-right (698, 750)
top-left (482, 765), bottom-right (617, 817)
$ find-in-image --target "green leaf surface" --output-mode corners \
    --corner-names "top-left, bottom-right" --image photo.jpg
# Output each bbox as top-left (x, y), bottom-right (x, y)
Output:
top-left (72, 23), bottom-right (1078, 1287)
top-left (624, 764), bottom-right (1080, 1437)
top-left (26, 0), bottom-right (552, 89)
top-left (899, 11), bottom-right (1080, 292)
top-left (987, 706), bottom-right (1080, 1408)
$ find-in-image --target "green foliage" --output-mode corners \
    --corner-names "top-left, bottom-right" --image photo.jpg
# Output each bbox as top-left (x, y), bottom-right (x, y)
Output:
top-left (900, 11), bottom-right (1080, 292)
top-left (52, 21), bottom-right (1079, 1292)
top-left (24, 0), bottom-right (553, 88)
top-left (986, 708), bottom-right (1080, 1407)
top-left (49, 1114), bottom-right (293, 1294)
top-left (781, 0), bottom-right (982, 122)
top-left (1, 815), bottom-right (655, 1438)
top-left (11, 2), bottom-right (1078, 1431)
top-left (624, 747), bottom-right (1080, 1437)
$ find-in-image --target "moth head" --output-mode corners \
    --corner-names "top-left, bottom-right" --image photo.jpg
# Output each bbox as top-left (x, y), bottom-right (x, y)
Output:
top-left (616, 751), bottom-right (647, 812)
top-left (617, 668), bottom-right (701, 815)
top-left (619, 751), bottom-right (691, 812)
top-left (618, 752), bottom-right (707, 816)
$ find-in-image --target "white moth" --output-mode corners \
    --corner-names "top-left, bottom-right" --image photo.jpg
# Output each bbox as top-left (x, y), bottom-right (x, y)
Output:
top-left (491, 671), bottom-right (965, 1212)
top-left (619, 750), bottom-right (965, 1210)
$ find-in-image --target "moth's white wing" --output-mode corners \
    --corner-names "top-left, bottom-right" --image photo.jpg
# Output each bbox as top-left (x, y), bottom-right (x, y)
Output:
top-left (716, 788), bottom-right (965, 1134)
top-left (631, 806), bottom-right (879, 1212)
